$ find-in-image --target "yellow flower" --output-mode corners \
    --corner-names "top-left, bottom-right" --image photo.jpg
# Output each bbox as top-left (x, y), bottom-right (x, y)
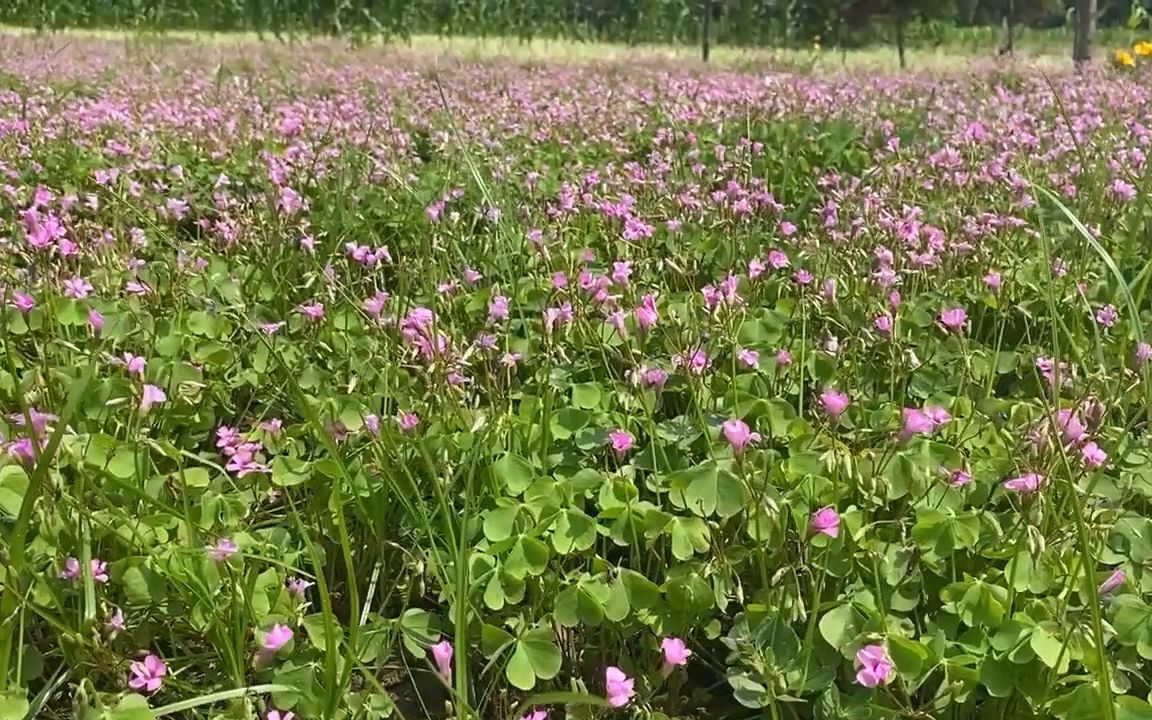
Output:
top-left (1135, 41), bottom-right (1152, 57)
top-left (1115, 49), bottom-right (1136, 67)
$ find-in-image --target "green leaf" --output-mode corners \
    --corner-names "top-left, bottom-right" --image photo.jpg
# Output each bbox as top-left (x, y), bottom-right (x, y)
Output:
top-left (1049, 683), bottom-right (1105, 720)
top-left (302, 612), bottom-right (343, 651)
top-left (818, 603), bottom-right (863, 654)
top-left (1030, 624), bottom-right (1070, 673)
top-left (551, 508), bottom-right (596, 555)
top-left (670, 460), bottom-right (745, 518)
top-left (570, 382), bottom-right (602, 409)
top-left (549, 408), bottom-right (590, 440)
top-left (619, 569), bottom-right (661, 609)
top-left (0, 466), bottom-right (29, 519)
top-left (1116, 696), bottom-right (1152, 720)
top-left (493, 453), bottom-right (534, 495)
top-left (887, 636), bottom-right (928, 679)
top-left (554, 585), bottom-right (605, 627)
top-left (668, 516), bottom-right (711, 560)
top-left (0, 694), bottom-right (29, 720)
top-left (399, 609), bottom-right (440, 657)
top-left (483, 506), bottom-right (520, 542)
top-left (506, 627), bottom-right (562, 691)
top-left (119, 560), bottom-right (168, 605)
top-left (108, 694), bottom-right (155, 720)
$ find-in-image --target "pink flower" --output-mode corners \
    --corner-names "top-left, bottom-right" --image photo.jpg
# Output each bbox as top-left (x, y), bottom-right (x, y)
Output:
top-left (819, 389), bottom-right (849, 420)
top-left (59, 556), bottom-right (80, 580)
top-left (854, 645), bottom-right (892, 688)
top-left (775, 349), bottom-right (792, 366)
top-left (924, 406), bottom-right (951, 425)
top-left (107, 607), bottom-right (125, 635)
top-left (87, 308), bottom-right (105, 334)
top-left (901, 408), bottom-right (935, 437)
top-left (643, 367), bottom-right (667, 389)
top-left (61, 557), bottom-right (108, 583)
top-left (608, 429), bottom-right (634, 457)
top-left (520, 711), bottom-right (547, 720)
top-left (267, 711), bottom-right (296, 720)
top-left (938, 307), bottom-right (967, 332)
top-left (1137, 342), bottom-right (1152, 366)
top-left (430, 639), bottom-right (453, 681)
top-left (634, 294), bottom-right (658, 330)
top-left (605, 666), bottom-right (635, 708)
top-left (874, 314), bottom-right (892, 336)
top-left (296, 302), bottom-right (324, 322)
top-left (1003, 472), bottom-right (1045, 494)
top-left (1095, 305), bottom-right (1117, 328)
top-left (396, 411), bottom-right (419, 432)
top-left (1056, 409), bottom-right (1086, 445)
top-left (674, 349), bottom-right (710, 375)
top-left (10, 292), bottom-right (34, 314)
top-left (206, 537), bottom-right (238, 563)
top-left (139, 384), bottom-right (166, 414)
top-left (63, 276), bottom-right (93, 299)
top-left (611, 261), bottom-right (632, 286)
top-left (736, 348), bottom-right (759, 369)
top-left (1081, 441), bottom-right (1107, 469)
top-left (128, 654), bottom-right (167, 693)
top-left (260, 624), bottom-right (294, 658)
top-left (1098, 569), bottom-right (1125, 596)
top-left (947, 470), bottom-right (972, 487)
top-left (767, 249), bottom-right (789, 269)
top-left (123, 352), bottom-right (146, 376)
top-left (984, 271), bottom-right (1001, 292)
top-left (721, 419), bottom-right (760, 456)
top-left (286, 576), bottom-right (313, 600)
top-left (488, 295), bottom-right (509, 322)
top-left (660, 637), bottom-right (691, 675)
top-left (809, 506), bottom-right (840, 538)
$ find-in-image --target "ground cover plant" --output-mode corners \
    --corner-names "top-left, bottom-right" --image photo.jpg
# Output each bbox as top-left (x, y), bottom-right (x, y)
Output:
top-left (2, 32), bottom-right (1152, 720)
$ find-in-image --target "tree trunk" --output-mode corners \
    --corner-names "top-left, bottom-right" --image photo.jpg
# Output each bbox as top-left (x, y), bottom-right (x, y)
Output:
top-left (1001, 0), bottom-right (1015, 55)
top-left (702, 0), bottom-right (712, 62)
top-left (895, 8), bottom-right (907, 69)
top-left (1073, 0), bottom-right (1096, 65)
